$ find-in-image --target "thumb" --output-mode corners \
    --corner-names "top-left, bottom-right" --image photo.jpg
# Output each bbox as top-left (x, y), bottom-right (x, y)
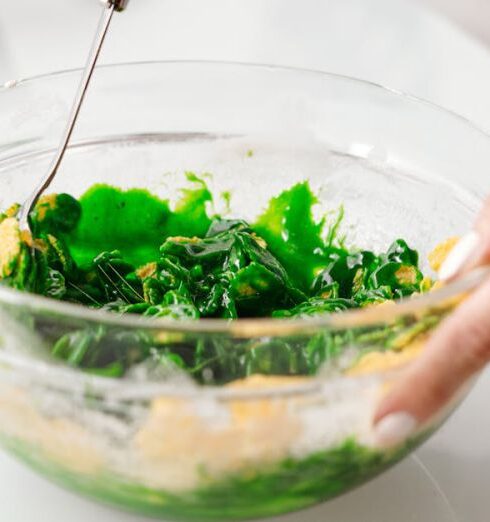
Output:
top-left (372, 276), bottom-right (490, 448)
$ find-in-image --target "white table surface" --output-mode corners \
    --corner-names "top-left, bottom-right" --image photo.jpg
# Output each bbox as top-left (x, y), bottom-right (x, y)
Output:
top-left (0, 1), bottom-right (489, 521)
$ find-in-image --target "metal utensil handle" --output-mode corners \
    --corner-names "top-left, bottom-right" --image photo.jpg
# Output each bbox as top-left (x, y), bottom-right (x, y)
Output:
top-left (105, 0), bottom-right (129, 12)
top-left (18, 1), bottom-right (123, 230)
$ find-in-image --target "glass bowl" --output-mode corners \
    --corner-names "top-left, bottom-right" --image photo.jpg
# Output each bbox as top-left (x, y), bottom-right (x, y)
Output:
top-left (0, 61), bottom-right (488, 521)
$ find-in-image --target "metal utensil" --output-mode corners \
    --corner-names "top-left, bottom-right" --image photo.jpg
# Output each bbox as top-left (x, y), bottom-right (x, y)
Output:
top-left (18, 0), bottom-right (129, 232)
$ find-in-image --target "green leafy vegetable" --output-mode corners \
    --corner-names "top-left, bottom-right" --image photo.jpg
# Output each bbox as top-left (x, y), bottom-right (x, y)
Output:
top-left (0, 177), bottom-right (433, 380)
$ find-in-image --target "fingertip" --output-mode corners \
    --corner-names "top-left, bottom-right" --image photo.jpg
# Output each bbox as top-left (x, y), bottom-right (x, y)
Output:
top-left (372, 412), bottom-right (417, 449)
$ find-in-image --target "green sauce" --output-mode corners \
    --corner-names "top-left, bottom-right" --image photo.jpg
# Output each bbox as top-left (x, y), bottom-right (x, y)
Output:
top-left (65, 176), bottom-right (213, 268)
top-left (254, 182), bottom-right (327, 290)
top-left (66, 185), bottom-right (172, 268)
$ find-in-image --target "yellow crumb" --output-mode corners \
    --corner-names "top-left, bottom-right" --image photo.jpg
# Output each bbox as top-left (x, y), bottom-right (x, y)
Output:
top-left (0, 388), bottom-right (103, 475)
top-left (134, 374), bottom-right (305, 490)
top-left (136, 262), bottom-right (158, 280)
top-left (5, 203), bottom-right (20, 218)
top-left (251, 233), bottom-right (267, 249)
top-left (395, 265), bottom-right (418, 285)
top-left (347, 341), bottom-right (424, 377)
top-left (419, 276), bottom-right (433, 293)
top-left (167, 236), bottom-right (200, 244)
top-left (33, 238), bottom-right (48, 253)
top-left (226, 374), bottom-right (308, 390)
top-left (237, 283), bottom-right (257, 296)
top-left (35, 194), bottom-right (58, 221)
top-left (428, 237), bottom-right (459, 272)
top-left (20, 229), bottom-right (33, 248)
top-left (0, 218), bottom-right (22, 278)
top-left (153, 331), bottom-right (185, 344)
top-left (226, 375), bottom-right (309, 426)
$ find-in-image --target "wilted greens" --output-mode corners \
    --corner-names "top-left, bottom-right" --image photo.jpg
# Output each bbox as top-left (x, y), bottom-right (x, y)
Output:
top-left (0, 176), bottom-right (432, 380)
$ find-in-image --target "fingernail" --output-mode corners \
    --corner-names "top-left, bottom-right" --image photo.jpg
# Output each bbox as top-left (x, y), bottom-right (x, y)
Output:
top-left (373, 412), bottom-right (417, 449)
top-left (438, 231), bottom-right (480, 281)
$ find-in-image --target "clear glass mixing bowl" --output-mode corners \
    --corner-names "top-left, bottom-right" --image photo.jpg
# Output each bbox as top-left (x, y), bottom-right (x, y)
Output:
top-left (0, 61), bottom-right (488, 521)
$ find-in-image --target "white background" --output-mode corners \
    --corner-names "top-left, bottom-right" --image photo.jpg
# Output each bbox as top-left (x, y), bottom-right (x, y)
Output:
top-left (0, 1), bottom-right (490, 521)
top-left (2, 0), bottom-right (490, 129)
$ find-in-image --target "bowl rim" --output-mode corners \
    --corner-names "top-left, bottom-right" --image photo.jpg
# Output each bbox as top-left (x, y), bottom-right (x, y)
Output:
top-left (0, 59), bottom-right (488, 339)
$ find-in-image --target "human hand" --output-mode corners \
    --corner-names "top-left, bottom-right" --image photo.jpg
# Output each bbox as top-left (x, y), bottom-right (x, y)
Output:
top-left (373, 198), bottom-right (490, 447)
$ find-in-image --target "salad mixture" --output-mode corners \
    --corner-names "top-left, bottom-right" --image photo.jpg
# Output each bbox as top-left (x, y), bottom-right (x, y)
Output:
top-left (0, 176), bottom-right (435, 380)
top-left (0, 176), bottom-right (457, 520)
